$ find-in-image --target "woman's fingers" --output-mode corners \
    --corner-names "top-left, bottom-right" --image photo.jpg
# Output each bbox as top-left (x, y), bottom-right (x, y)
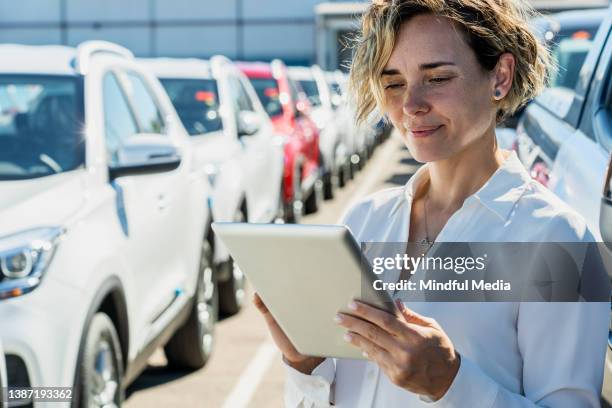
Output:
top-left (335, 312), bottom-right (399, 353)
top-left (342, 300), bottom-right (406, 337)
top-left (252, 292), bottom-right (270, 314)
top-left (395, 299), bottom-right (436, 328)
top-left (344, 330), bottom-right (394, 370)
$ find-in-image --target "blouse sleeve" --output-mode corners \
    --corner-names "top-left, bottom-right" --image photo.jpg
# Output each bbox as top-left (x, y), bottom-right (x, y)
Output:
top-left (421, 302), bottom-right (608, 407)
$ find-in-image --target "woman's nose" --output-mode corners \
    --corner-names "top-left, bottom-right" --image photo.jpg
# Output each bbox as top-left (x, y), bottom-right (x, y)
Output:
top-left (402, 87), bottom-right (430, 116)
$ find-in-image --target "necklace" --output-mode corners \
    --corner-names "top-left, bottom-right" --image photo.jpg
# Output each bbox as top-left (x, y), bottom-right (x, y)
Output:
top-left (421, 192), bottom-right (435, 248)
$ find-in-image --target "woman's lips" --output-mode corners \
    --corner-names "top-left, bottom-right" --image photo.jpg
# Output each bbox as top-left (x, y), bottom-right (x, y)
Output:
top-left (409, 125), bottom-right (443, 138)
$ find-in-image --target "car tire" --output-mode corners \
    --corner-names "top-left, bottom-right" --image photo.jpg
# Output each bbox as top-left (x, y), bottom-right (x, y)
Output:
top-left (322, 170), bottom-right (335, 200)
top-left (218, 206), bottom-right (247, 316)
top-left (165, 238), bottom-right (218, 369)
top-left (79, 313), bottom-right (124, 408)
top-left (304, 177), bottom-right (324, 214)
top-left (275, 179), bottom-right (303, 224)
top-left (339, 159), bottom-right (351, 187)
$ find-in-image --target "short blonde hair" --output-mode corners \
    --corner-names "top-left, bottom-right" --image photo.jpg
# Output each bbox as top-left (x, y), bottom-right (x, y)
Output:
top-left (348, 0), bottom-right (552, 124)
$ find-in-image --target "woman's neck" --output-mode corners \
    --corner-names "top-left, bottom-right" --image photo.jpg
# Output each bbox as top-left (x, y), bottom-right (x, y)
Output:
top-left (424, 131), bottom-right (506, 213)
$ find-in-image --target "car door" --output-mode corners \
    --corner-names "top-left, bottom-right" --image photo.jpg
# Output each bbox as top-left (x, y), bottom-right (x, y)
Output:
top-left (545, 16), bottom-right (612, 238)
top-left (121, 69), bottom-right (201, 320)
top-left (102, 69), bottom-right (188, 344)
top-left (230, 74), bottom-right (282, 222)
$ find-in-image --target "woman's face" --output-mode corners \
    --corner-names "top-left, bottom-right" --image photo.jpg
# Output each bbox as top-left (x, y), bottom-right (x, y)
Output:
top-left (382, 14), bottom-right (498, 163)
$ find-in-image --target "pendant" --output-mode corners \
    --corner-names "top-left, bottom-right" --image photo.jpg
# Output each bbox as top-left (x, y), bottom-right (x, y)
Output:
top-left (421, 238), bottom-right (433, 246)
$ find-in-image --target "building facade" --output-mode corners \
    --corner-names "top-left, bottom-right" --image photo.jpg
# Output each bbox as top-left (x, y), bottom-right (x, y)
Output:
top-left (0, 0), bottom-right (609, 69)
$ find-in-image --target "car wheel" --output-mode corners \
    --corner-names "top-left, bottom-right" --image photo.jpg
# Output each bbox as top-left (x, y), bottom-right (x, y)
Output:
top-left (79, 313), bottom-right (123, 408)
top-left (304, 177), bottom-right (324, 214)
top-left (287, 167), bottom-right (304, 223)
top-left (338, 159), bottom-right (350, 187)
top-left (165, 238), bottom-right (218, 369)
top-left (218, 207), bottom-right (247, 315)
top-left (322, 168), bottom-right (338, 200)
top-left (275, 179), bottom-right (303, 224)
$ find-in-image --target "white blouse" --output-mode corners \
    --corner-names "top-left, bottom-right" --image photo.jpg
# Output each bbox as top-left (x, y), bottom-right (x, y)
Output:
top-left (283, 150), bottom-right (609, 407)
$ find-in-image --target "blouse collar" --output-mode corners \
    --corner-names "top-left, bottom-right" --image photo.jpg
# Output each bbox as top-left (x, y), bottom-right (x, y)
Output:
top-left (397, 150), bottom-right (531, 222)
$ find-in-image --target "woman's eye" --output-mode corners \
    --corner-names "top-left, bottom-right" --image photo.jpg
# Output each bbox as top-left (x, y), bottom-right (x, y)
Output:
top-left (429, 77), bottom-right (450, 84)
top-left (384, 84), bottom-right (403, 90)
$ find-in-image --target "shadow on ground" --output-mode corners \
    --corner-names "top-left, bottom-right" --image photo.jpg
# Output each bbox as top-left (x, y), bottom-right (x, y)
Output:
top-left (126, 366), bottom-right (195, 398)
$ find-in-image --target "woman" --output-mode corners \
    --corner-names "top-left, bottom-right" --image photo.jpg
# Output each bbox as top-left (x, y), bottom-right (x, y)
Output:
top-left (254, 0), bottom-right (609, 406)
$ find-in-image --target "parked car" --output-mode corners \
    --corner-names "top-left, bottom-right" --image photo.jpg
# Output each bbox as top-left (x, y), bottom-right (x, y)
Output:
top-left (0, 339), bottom-right (5, 408)
top-left (141, 56), bottom-right (285, 314)
top-left (326, 70), bottom-right (378, 173)
top-left (516, 7), bottom-right (611, 238)
top-left (238, 60), bottom-right (323, 221)
top-left (515, 11), bottom-right (612, 398)
top-left (288, 65), bottom-right (349, 198)
top-left (0, 41), bottom-right (215, 407)
top-left (500, 7), bottom-right (608, 130)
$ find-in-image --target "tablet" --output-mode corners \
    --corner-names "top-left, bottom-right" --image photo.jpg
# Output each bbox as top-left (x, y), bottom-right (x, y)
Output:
top-left (211, 222), bottom-right (396, 360)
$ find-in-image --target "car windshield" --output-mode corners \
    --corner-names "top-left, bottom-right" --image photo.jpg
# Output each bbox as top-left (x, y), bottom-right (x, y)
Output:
top-left (160, 78), bottom-right (223, 136)
top-left (249, 77), bottom-right (283, 118)
top-left (298, 79), bottom-right (321, 107)
top-left (0, 75), bottom-right (84, 181)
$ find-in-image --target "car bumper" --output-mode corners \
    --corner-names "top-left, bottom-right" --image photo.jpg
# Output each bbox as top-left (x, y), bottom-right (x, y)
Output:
top-left (0, 275), bottom-right (85, 407)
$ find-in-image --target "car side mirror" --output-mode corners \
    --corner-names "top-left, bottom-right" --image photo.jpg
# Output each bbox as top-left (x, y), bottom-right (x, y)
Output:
top-left (237, 111), bottom-right (261, 137)
top-left (109, 134), bottom-right (181, 180)
top-left (600, 154), bottom-right (612, 251)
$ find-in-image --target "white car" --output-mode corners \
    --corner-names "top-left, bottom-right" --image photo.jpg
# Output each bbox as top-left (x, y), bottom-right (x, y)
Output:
top-left (325, 70), bottom-right (375, 174)
top-left (288, 65), bottom-right (349, 198)
top-left (140, 56), bottom-right (285, 315)
top-left (0, 339), bottom-right (6, 407)
top-left (0, 41), bottom-right (215, 407)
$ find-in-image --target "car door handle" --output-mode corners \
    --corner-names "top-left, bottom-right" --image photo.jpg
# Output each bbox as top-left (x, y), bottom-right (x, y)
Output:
top-left (157, 194), bottom-right (168, 210)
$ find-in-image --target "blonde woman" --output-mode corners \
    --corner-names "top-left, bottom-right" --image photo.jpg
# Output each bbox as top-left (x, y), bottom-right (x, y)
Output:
top-left (253, 0), bottom-right (609, 406)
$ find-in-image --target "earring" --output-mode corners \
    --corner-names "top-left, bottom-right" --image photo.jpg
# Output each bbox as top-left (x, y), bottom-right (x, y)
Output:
top-left (494, 89), bottom-right (501, 98)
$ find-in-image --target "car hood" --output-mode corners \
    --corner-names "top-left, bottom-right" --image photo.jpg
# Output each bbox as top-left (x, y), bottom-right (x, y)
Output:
top-left (0, 170), bottom-right (86, 235)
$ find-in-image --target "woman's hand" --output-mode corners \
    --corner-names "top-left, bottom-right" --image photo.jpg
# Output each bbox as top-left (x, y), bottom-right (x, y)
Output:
top-left (335, 299), bottom-right (460, 401)
top-left (252, 292), bottom-right (325, 374)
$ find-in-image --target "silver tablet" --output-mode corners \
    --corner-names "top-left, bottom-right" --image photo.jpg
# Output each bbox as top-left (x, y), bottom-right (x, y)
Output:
top-left (212, 222), bottom-right (396, 360)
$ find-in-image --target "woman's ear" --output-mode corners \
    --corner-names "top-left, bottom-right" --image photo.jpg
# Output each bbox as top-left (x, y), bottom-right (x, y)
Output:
top-left (492, 52), bottom-right (515, 101)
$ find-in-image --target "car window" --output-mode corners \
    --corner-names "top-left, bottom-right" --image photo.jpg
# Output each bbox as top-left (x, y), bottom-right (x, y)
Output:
top-left (0, 75), bottom-right (84, 180)
top-left (249, 77), bottom-right (283, 118)
top-left (233, 77), bottom-right (255, 112)
top-left (597, 45), bottom-right (612, 151)
top-left (551, 38), bottom-right (594, 90)
top-left (103, 72), bottom-right (138, 167)
top-left (160, 78), bottom-right (223, 136)
top-left (288, 78), bottom-right (301, 107)
top-left (298, 79), bottom-right (321, 107)
top-left (125, 72), bottom-right (166, 134)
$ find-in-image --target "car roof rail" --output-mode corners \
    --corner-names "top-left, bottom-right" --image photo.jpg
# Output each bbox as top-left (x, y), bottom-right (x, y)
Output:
top-left (75, 40), bottom-right (134, 74)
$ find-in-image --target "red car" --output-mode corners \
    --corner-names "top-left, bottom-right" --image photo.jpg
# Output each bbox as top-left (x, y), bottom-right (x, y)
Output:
top-left (238, 60), bottom-right (322, 223)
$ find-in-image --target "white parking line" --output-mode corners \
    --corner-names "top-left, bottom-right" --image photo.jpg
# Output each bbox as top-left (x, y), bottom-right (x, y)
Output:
top-left (221, 339), bottom-right (279, 408)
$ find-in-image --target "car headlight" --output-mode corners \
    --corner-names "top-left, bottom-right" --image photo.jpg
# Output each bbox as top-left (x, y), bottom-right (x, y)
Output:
top-left (0, 226), bottom-right (64, 299)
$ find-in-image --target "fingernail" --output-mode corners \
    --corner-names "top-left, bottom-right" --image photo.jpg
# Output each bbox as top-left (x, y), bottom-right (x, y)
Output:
top-left (348, 301), bottom-right (358, 311)
top-left (334, 314), bottom-right (343, 324)
top-left (343, 332), bottom-right (352, 342)
top-left (362, 351), bottom-right (369, 358)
